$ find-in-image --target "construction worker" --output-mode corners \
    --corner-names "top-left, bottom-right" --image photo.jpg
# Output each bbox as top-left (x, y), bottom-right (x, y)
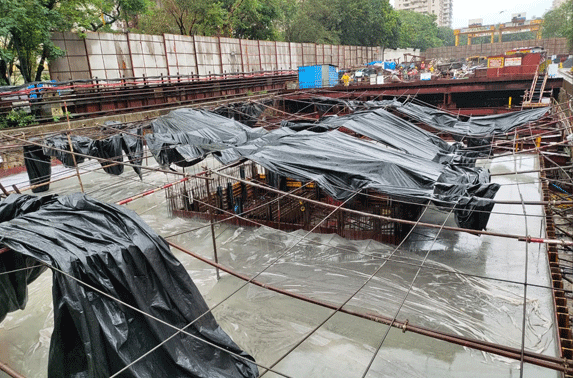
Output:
top-left (342, 72), bottom-right (350, 87)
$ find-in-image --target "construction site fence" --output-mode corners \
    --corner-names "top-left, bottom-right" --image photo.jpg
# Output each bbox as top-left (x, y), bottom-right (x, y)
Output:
top-left (425, 38), bottom-right (570, 61)
top-left (49, 31), bottom-right (390, 82)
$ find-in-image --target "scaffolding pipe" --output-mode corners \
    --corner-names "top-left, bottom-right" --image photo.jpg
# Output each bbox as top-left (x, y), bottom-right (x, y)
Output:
top-left (0, 361), bottom-right (26, 378)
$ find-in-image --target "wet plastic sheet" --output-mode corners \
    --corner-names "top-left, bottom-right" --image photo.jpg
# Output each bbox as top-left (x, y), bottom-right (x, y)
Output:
top-left (42, 135), bottom-right (93, 167)
top-left (93, 134), bottom-right (124, 175)
top-left (146, 108), bottom-right (267, 168)
top-left (212, 102), bottom-right (267, 127)
top-left (39, 132), bottom-right (143, 178)
top-left (121, 128), bottom-right (144, 179)
top-left (0, 193), bottom-right (258, 378)
top-left (393, 102), bottom-right (550, 137)
top-left (318, 109), bottom-right (479, 165)
top-left (222, 130), bottom-right (499, 230)
top-left (23, 142), bottom-right (51, 193)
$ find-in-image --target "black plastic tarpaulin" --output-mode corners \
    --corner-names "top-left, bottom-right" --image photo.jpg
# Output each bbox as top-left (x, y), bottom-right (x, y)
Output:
top-left (220, 130), bottom-right (499, 230)
top-left (38, 131), bottom-right (144, 180)
top-left (42, 135), bottom-right (93, 167)
top-left (23, 142), bottom-right (51, 193)
top-left (0, 193), bottom-right (258, 378)
top-left (212, 101), bottom-right (267, 127)
top-left (93, 134), bottom-right (124, 175)
top-left (121, 127), bottom-right (144, 179)
top-left (146, 108), bottom-right (267, 168)
top-left (318, 109), bottom-right (479, 165)
top-left (392, 102), bottom-right (550, 137)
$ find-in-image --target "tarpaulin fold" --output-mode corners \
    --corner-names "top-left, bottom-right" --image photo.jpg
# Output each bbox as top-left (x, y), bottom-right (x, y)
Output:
top-left (92, 134), bottom-right (124, 175)
top-left (212, 102), bottom-right (267, 127)
top-left (23, 142), bottom-right (51, 193)
top-left (318, 108), bottom-right (479, 166)
top-left (121, 127), bottom-right (144, 179)
top-left (145, 107), bottom-right (500, 230)
top-left (42, 135), bottom-right (93, 167)
top-left (35, 130), bottom-right (144, 184)
top-left (146, 108), bottom-right (266, 168)
top-left (392, 101), bottom-right (550, 137)
top-left (220, 130), bottom-right (499, 230)
top-left (0, 193), bottom-right (258, 378)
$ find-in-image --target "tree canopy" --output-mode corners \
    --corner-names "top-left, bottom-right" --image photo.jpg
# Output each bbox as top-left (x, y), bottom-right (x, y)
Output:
top-left (283, 0), bottom-right (399, 47)
top-left (0, 0), bottom-right (152, 84)
top-left (542, 1), bottom-right (573, 47)
top-left (396, 10), bottom-right (442, 51)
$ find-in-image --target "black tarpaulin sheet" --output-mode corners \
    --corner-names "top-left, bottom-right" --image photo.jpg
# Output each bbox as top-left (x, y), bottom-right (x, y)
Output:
top-left (92, 134), bottom-right (124, 175)
top-left (41, 132), bottom-right (143, 178)
top-left (212, 102), bottom-right (267, 127)
top-left (42, 135), bottom-right (93, 167)
top-left (392, 102), bottom-right (550, 137)
top-left (122, 127), bottom-right (144, 179)
top-left (318, 109), bottom-right (478, 165)
top-left (146, 108), bottom-right (267, 168)
top-left (0, 193), bottom-right (258, 378)
top-left (103, 121), bottom-right (145, 179)
top-left (23, 143), bottom-right (51, 193)
top-left (220, 130), bottom-right (499, 230)
top-left (310, 96), bottom-right (361, 112)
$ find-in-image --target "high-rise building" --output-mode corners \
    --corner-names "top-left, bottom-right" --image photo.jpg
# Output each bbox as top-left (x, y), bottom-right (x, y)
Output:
top-left (393, 0), bottom-right (453, 28)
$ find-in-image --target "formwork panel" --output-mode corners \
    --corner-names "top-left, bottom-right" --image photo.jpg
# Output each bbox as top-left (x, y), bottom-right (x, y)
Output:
top-left (290, 43), bottom-right (302, 69)
top-left (276, 42), bottom-right (291, 70)
top-left (50, 32), bottom-right (90, 81)
top-left (220, 37), bottom-right (242, 73)
top-left (259, 41), bottom-right (277, 71)
top-left (165, 34), bottom-right (197, 77)
top-left (242, 39), bottom-right (261, 72)
top-left (302, 43), bottom-right (316, 66)
top-left (129, 33), bottom-right (168, 78)
top-left (195, 35), bottom-right (221, 76)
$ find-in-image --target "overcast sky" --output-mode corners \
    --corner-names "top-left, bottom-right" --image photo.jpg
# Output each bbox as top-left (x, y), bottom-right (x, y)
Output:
top-left (390, 0), bottom-right (554, 29)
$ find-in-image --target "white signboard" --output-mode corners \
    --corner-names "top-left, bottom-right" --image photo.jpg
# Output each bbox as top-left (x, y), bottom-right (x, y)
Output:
top-left (505, 57), bottom-right (522, 66)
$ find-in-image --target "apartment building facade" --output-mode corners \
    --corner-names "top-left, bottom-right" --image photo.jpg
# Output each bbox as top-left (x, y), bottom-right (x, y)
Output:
top-left (393, 0), bottom-right (453, 28)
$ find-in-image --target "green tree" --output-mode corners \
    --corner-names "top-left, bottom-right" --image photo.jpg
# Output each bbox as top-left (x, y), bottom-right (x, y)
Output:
top-left (0, 0), bottom-right (68, 83)
top-left (285, 0), bottom-right (399, 47)
top-left (220, 0), bottom-right (285, 40)
top-left (542, 2), bottom-right (573, 47)
top-left (397, 10), bottom-right (441, 51)
top-left (0, 0), bottom-right (152, 84)
top-left (73, 0), bottom-right (152, 31)
top-left (284, 0), bottom-right (340, 44)
top-left (137, 0), bottom-right (224, 36)
top-left (437, 27), bottom-right (455, 46)
top-left (336, 0), bottom-right (399, 47)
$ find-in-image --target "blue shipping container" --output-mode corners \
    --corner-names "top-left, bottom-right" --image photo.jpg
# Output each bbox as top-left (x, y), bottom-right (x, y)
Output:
top-left (298, 65), bottom-right (338, 89)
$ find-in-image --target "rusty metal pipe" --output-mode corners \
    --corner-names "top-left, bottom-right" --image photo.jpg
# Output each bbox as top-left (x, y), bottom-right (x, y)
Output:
top-left (0, 361), bottom-right (26, 378)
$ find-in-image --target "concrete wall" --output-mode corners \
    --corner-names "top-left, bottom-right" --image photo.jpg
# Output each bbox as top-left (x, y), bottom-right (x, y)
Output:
top-left (382, 48), bottom-right (420, 62)
top-left (50, 31), bottom-right (384, 81)
top-left (425, 38), bottom-right (571, 61)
